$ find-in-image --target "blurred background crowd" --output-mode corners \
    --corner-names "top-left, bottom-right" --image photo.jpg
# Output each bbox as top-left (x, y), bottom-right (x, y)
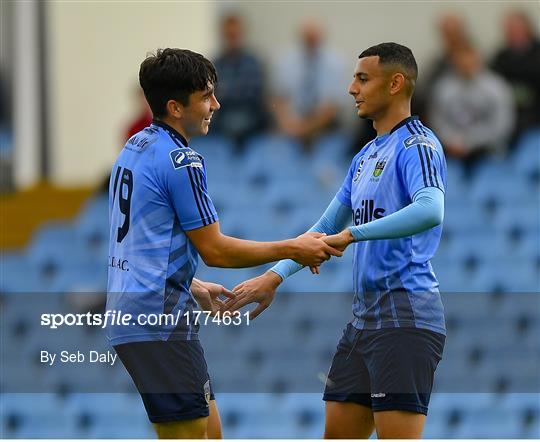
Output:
top-left (2, 5), bottom-right (539, 186)
top-left (0, 1), bottom-right (539, 439)
top-left (121, 8), bottom-right (539, 165)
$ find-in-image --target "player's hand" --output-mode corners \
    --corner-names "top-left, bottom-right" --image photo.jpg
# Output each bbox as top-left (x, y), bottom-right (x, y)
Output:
top-left (292, 232), bottom-right (343, 267)
top-left (301, 232), bottom-right (324, 275)
top-left (225, 271), bottom-right (282, 320)
top-left (194, 281), bottom-right (236, 316)
top-left (322, 229), bottom-right (354, 252)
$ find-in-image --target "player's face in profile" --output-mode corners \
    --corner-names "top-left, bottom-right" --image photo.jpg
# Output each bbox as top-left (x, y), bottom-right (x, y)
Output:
top-left (181, 84), bottom-right (220, 137)
top-left (348, 56), bottom-right (391, 120)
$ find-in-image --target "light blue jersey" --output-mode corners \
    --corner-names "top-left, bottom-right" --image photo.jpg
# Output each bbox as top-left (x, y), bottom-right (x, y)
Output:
top-left (107, 121), bottom-right (218, 345)
top-left (336, 116), bottom-right (447, 334)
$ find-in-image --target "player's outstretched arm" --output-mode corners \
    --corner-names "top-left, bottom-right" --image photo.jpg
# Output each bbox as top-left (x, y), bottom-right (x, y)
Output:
top-left (271, 197), bottom-right (352, 280)
top-left (190, 278), bottom-right (236, 316)
top-left (323, 186), bottom-right (444, 251)
top-left (185, 222), bottom-right (342, 269)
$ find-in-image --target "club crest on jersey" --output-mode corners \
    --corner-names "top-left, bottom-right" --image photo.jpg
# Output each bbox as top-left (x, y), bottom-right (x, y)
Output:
top-left (372, 157), bottom-right (387, 177)
top-left (403, 134), bottom-right (436, 150)
top-left (353, 158), bottom-right (366, 182)
top-left (169, 148), bottom-right (203, 170)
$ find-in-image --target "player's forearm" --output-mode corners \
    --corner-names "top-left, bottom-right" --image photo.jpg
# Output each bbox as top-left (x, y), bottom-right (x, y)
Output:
top-left (204, 234), bottom-right (301, 268)
top-left (348, 187), bottom-right (444, 242)
top-left (188, 221), bottom-right (338, 269)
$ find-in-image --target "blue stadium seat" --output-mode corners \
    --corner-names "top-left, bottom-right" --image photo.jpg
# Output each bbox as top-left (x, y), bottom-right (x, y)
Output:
top-left (444, 159), bottom-right (469, 205)
top-left (455, 408), bottom-right (523, 438)
top-left (494, 202), bottom-right (540, 232)
top-left (75, 195), bottom-right (108, 230)
top-left (52, 262), bottom-right (108, 292)
top-left (511, 129), bottom-right (540, 176)
top-left (26, 221), bottom-right (87, 270)
top-left (243, 135), bottom-right (306, 181)
top-left (0, 253), bottom-right (43, 292)
top-left (500, 393), bottom-right (540, 411)
top-left (312, 132), bottom-right (351, 159)
top-left (487, 258), bottom-right (540, 292)
top-left (1, 394), bottom-right (78, 438)
top-left (443, 202), bottom-right (488, 233)
top-left (191, 135), bottom-right (234, 168)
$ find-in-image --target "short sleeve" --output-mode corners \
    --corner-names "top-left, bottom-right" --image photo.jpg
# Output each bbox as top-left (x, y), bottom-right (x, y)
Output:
top-left (335, 157), bottom-right (358, 208)
top-left (397, 143), bottom-right (446, 200)
top-left (162, 148), bottom-right (218, 230)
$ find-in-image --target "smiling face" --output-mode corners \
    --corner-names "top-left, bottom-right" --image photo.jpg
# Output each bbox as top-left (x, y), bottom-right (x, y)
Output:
top-left (170, 83), bottom-right (220, 138)
top-left (348, 56), bottom-right (393, 121)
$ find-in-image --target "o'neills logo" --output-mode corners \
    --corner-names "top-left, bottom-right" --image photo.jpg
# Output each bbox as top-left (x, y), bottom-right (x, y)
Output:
top-left (353, 200), bottom-right (385, 225)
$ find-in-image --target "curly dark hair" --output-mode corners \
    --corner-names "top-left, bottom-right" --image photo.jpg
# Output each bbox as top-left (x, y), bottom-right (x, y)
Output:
top-left (139, 48), bottom-right (218, 118)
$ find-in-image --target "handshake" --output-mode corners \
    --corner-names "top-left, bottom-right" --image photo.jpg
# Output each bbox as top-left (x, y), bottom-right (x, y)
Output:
top-left (290, 230), bottom-right (353, 273)
top-left (192, 229), bottom-right (355, 320)
top-left (291, 229), bottom-right (352, 272)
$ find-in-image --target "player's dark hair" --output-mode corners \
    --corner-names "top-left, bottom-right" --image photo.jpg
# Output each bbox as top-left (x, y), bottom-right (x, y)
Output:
top-left (139, 48), bottom-right (218, 118)
top-left (359, 43), bottom-right (418, 94)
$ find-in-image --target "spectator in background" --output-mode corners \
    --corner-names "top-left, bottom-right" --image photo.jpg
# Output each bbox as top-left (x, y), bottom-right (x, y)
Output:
top-left (414, 12), bottom-right (471, 120)
top-left (429, 44), bottom-right (515, 176)
top-left (124, 86), bottom-right (152, 140)
top-left (273, 19), bottom-right (344, 150)
top-left (211, 13), bottom-right (267, 149)
top-left (427, 13), bottom-right (472, 88)
top-left (491, 10), bottom-right (540, 142)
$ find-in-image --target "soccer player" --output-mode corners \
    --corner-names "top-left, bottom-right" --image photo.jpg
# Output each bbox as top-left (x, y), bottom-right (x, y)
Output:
top-left (106, 48), bottom-right (342, 439)
top-left (228, 43), bottom-right (446, 438)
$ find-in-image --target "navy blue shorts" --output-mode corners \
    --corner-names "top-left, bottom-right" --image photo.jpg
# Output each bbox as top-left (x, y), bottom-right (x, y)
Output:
top-left (114, 340), bottom-right (215, 423)
top-left (323, 324), bottom-right (445, 415)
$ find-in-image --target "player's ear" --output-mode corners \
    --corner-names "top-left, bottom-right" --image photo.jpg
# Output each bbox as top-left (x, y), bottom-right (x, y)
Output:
top-left (389, 73), bottom-right (405, 96)
top-left (166, 100), bottom-right (183, 119)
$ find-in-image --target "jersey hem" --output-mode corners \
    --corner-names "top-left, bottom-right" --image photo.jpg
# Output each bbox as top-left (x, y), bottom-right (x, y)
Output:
top-left (351, 318), bottom-right (446, 336)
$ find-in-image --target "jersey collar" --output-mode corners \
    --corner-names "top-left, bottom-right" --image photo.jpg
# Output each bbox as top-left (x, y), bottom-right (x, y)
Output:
top-left (390, 115), bottom-right (419, 135)
top-left (152, 119), bottom-right (189, 147)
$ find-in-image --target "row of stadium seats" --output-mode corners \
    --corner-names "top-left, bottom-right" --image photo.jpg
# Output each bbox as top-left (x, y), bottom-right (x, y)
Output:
top-left (1, 202), bottom-right (538, 294)
top-left (2, 393), bottom-right (538, 438)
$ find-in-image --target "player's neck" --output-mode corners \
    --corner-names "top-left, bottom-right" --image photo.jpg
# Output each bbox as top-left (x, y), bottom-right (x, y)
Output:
top-left (372, 103), bottom-right (411, 136)
top-left (158, 117), bottom-right (191, 143)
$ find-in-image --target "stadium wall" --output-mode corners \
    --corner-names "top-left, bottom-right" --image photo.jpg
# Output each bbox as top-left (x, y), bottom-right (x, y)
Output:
top-left (46, 1), bottom-right (218, 186)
